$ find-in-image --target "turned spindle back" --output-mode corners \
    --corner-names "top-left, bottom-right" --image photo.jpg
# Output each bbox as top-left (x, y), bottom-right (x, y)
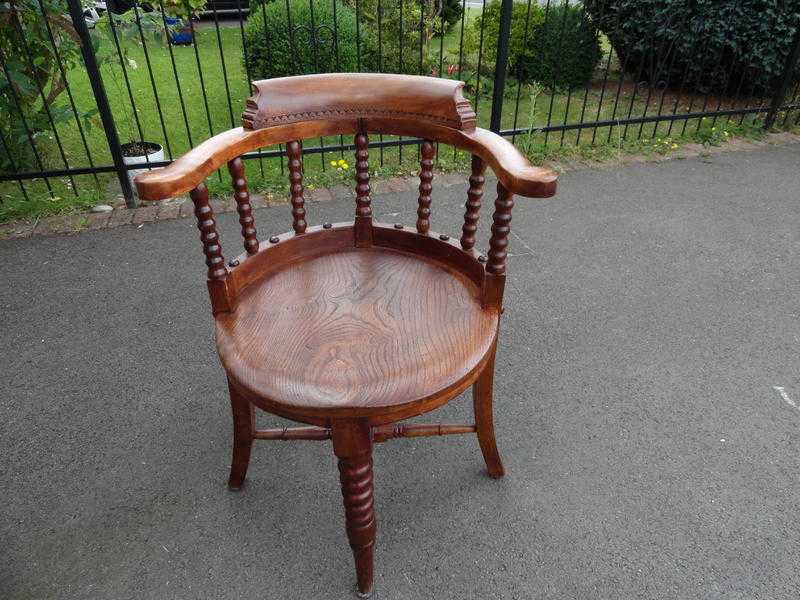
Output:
top-left (133, 74), bottom-right (557, 316)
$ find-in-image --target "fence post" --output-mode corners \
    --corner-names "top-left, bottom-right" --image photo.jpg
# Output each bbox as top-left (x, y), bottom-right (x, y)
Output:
top-left (489, 0), bottom-right (514, 133)
top-left (66, 0), bottom-right (137, 208)
top-left (765, 22), bottom-right (800, 130)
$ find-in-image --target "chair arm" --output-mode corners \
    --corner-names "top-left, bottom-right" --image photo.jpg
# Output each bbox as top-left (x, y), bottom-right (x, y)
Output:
top-left (133, 128), bottom-right (262, 201)
top-left (461, 128), bottom-right (557, 198)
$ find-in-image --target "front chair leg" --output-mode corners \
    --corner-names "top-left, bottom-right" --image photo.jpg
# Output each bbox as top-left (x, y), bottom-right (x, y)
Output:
top-left (332, 420), bottom-right (376, 598)
top-left (227, 382), bottom-right (255, 490)
top-left (474, 344), bottom-right (505, 478)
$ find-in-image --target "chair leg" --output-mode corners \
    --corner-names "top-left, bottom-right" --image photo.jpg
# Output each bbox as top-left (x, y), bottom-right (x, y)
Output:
top-left (332, 420), bottom-right (376, 598)
top-left (473, 344), bottom-right (505, 478)
top-left (227, 382), bottom-right (255, 490)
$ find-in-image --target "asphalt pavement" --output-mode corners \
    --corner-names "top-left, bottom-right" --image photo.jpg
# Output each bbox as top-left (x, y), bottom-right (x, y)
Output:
top-left (2, 143), bottom-right (800, 599)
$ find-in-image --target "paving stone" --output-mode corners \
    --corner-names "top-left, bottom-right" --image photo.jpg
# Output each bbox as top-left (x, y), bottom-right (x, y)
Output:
top-left (33, 215), bottom-right (66, 236)
top-left (435, 172), bottom-right (466, 187)
top-left (328, 184), bottom-right (354, 200)
top-left (108, 209), bottom-right (134, 228)
top-left (131, 205), bottom-right (159, 225)
top-left (157, 201), bottom-right (182, 221)
top-left (250, 194), bottom-right (272, 209)
top-left (86, 212), bottom-right (111, 230)
top-left (179, 201), bottom-right (195, 219)
top-left (65, 213), bottom-right (91, 233)
top-left (0, 222), bottom-right (34, 240)
top-left (308, 187), bottom-right (333, 203)
top-left (211, 197), bottom-right (236, 214)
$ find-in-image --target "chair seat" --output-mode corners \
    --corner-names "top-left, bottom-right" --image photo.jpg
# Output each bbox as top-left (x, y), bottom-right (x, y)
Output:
top-left (216, 247), bottom-right (499, 419)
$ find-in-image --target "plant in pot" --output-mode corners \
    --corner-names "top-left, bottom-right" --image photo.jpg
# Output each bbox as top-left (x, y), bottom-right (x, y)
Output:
top-left (90, 0), bottom-right (205, 196)
top-left (161, 0), bottom-right (206, 45)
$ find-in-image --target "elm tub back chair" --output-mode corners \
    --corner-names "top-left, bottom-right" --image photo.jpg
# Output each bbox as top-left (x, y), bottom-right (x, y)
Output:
top-left (134, 73), bottom-right (557, 597)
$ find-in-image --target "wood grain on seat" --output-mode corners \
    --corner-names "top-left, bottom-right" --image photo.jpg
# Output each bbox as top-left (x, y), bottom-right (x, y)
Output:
top-left (216, 248), bottom-right (499, 419)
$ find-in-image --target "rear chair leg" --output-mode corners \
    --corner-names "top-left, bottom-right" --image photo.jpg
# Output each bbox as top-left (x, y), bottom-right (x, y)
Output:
top-left (473, 344), bottom-right (505, 478)
top-left (228, 382), bottom-right (255, 490)
top-left (332, 420), bottom-right (376, 598)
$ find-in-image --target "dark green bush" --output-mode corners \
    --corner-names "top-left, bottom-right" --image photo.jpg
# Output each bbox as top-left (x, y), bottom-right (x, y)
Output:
top-left (439, 0), bottom-right (464, 28)
top-left (517, 3), bottom-right (601, 89)
top-left (353, 0), bottom-right (459, 75)
top-left (244, 0), bottom-right (360, 80)
top-left (463, 0), bottom-right (542, 74)
top-left (464, 0), bottom-right (600, 88)
top-left (583, 0), bottom-right (800, 96)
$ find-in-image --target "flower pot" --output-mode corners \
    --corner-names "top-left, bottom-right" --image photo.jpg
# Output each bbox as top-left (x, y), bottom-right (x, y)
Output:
top-left (165, 16), bottom-right (193, 45)
top-left (122, 141), bottom-right (164, 197)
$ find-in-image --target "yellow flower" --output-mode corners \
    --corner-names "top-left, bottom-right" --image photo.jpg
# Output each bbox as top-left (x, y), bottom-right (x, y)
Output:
top-left (330, 160), bottom-right (338, 167)
top-left (342, 164), bottom-right (349, 170)
top-left (338, 159), bottom-right (346, 166)
top-left (712, 127), bottom-right (716, 131)
top-left (671, 143), bottom-right (678, 149)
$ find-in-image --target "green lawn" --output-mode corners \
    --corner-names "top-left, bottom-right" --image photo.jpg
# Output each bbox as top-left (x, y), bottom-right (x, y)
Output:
top-left (0, 18), bottom-right (780, 222)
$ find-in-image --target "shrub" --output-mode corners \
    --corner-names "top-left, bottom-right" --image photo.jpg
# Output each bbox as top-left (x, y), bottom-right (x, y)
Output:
top-left (439, 0), bottom-right (464, 28)
top-left (244, 0), bottom-right (360, 80)
top-left (464, 0), bottom-right (600, 88)
top-left (517, 3), bottom-right (601, 89)
top-left (463, 0), bottom-right (542, 75)
top-left (352, 0), bottom-right (459, 75)
top-left (583, 0), bottom-right (800, 96)
top-left (1, 0), bottom-right (89, 171)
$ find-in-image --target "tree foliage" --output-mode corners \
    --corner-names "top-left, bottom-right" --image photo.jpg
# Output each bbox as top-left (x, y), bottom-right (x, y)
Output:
top-left (583, 0), bottom-right (800, 96)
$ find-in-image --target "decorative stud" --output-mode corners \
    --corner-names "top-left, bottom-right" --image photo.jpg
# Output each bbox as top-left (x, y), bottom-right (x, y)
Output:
top-left (323, 222), bottom-right (332, 229)
top-left (228, 259), bottom-right (240, 267)
top-left (478, 255), bottom-right (487, 263)
top-left (439, 234), bottom-right (450, 241)
top-left (394, 223), bottom-right (403, 229)
top-left (269, 236), bottom-right (279, 244)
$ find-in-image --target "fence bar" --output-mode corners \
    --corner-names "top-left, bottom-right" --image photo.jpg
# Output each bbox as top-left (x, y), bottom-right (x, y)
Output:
top-left (0, 128), bottom-right (30, 200)
top-left (500, 104), bottom-right (791, 138)
top-left (511, 0), bottom-right (535, 144)
top-left (157, 0), bottom-right (194, 148)
top-left (6, 98), bottom-right (797, 187)
top-left (12, 11), bottom-right (78, 195)
top-left (765, 24), bottom-right (800, 129)
top-left (0, 47), bottom-right (54, 196)
top-left (66, 0), bottom-right (134, 206)
top-left (489, 0), bottom-right (513, 133)
top-left (37, 0), bottom-right (99, 186)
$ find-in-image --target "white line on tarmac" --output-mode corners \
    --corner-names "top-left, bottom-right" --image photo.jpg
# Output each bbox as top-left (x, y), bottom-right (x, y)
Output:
top-left (773, 386), bottom-right (798, 410)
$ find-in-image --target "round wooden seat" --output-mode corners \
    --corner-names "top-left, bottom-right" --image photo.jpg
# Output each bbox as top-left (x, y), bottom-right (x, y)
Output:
top-left (216, 247), bottom-right (499, 423)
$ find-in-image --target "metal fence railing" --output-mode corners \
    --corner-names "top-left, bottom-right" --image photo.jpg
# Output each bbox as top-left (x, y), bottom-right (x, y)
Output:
top-left (1, 0), bottom-right (799, 209)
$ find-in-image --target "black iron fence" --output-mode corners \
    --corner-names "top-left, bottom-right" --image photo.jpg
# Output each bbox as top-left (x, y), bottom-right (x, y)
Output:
top-left (1, 0), bottom-right (799, 210)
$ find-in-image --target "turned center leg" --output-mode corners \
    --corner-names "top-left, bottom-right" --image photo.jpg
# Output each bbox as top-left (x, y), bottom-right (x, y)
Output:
top-left (332, 420), bottom-right (376, 598)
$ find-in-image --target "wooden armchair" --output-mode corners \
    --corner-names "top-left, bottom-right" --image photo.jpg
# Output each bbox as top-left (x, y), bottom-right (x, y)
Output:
top-left (134, 73), bottom-right (557, 597)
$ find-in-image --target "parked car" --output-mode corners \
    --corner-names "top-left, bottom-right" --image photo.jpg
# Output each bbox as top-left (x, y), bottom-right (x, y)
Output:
top-left (202, 0), bottom-right (250, 15)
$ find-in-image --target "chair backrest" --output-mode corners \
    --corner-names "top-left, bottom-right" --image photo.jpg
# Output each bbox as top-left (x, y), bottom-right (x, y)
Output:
top-left (133, 73), bottom-right (557, 314)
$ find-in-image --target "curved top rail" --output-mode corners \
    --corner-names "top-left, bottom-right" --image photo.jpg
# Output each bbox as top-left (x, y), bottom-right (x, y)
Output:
top-left (242, 73), bottom-right (477, 132)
